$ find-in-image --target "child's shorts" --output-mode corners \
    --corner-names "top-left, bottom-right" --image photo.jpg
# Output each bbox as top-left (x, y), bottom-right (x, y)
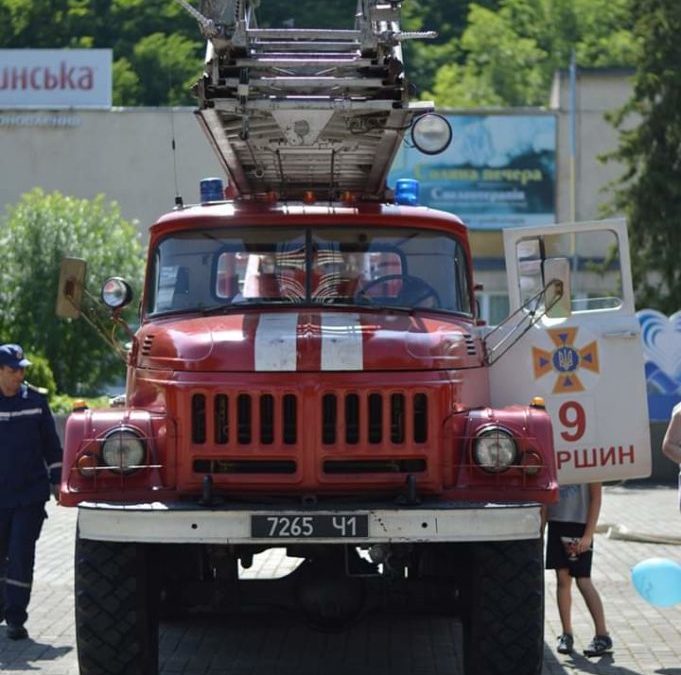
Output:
top-left (546, 520), bottom-right (593, 578)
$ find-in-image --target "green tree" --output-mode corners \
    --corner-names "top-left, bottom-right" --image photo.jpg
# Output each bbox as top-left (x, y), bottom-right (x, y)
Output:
top-left (607, 0), bottom-right (681, 312)
top-left (427, 3), bottom-right (547, 107)
top-left (401, 0), bottom-right (496, 98)
top-left (112, 57), bottom-right (142, 106)
top-left (427, 0), bottom-right (637, 108)
top-left (0, 0), bottom-right (203, 105)
top-left (132, 32), bottom-right (202, 105)
top-left (22, 353), bottom-right (57, 398)
top-left (256, 0), bottom-right (355, 28)
top-left (0, 189), bottom-right (144, 394)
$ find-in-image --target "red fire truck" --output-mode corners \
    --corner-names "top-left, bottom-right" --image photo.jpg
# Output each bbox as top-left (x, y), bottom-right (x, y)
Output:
top-left (56, 2), bottom-right (651, 674)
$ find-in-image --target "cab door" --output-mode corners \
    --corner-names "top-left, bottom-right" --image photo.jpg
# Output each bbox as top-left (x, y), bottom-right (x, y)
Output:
top-left (489, 218), bottom-right (651, 484)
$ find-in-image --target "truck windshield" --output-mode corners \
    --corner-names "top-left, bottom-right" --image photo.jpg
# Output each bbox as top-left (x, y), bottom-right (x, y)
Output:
top-left (147, 226), bottom-right (472, 315)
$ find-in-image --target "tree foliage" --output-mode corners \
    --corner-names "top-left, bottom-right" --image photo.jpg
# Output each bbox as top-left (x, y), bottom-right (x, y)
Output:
top-left (400, 1), bottom-right (488, 98)
top-left (0, 189), bottom-right (144, 394)
top-left (427, 0), bottom-right (638, 108)
top-left (0, 0), bottom-right (203, 105)
top-left (256, 0), bottom-right (355, 28)
top-left (607, 0), bottom-right (681, 313)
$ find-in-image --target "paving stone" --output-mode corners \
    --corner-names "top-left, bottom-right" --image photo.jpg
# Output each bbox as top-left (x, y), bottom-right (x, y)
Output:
top-left (1, 482), bottom-right (680, 673)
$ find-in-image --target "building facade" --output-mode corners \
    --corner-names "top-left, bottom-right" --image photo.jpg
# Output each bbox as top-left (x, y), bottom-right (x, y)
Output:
top-left (0, 68), bottom-right (634, 321)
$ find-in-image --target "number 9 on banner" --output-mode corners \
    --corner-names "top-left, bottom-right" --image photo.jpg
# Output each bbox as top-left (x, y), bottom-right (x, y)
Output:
top-left (558, 400), bottom-right (586, 442)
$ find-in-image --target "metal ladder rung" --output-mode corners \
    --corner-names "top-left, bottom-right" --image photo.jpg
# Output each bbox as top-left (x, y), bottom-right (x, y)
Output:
top-left (245, 52), bottom-right (363, 60)
top-left (246, 28), bottom-right (360, 40)
top-left (251, 41), bottom-right (361, 52)
top-left (223, 76), bottom-right (388, 89)
top-left (213, 99), bottom-right (396, 112)
top-left (235, 58), bottom-right (373, 68)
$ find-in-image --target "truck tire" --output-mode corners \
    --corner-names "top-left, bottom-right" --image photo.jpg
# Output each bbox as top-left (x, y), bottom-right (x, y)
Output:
top-left (461, 538), bottom-right (544, 675)
top-left (75, 534), bottom-right (159, 675)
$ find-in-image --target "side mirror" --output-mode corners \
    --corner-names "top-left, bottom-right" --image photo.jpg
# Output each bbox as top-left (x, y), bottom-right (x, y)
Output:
top-left (542, 257), bottom-right (571, 318)
top-left (55, 257), bottom-right (87, 319)
top-left (411, 113), bottom-right (453, 155)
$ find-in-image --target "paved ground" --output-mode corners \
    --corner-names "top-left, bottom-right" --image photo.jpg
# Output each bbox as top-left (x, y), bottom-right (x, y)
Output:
top-left (1, 482), bottom-right (680, 674)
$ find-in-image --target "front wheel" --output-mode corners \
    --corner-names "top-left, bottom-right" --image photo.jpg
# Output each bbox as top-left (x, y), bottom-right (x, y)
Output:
top-left (461, 539), bottom-right (544, 675)
top-left (75, 534), bottom-right (159, 675)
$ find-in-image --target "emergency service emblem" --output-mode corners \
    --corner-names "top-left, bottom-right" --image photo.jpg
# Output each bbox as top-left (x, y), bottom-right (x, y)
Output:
top-left (532, 327), bottom-right (600, 394)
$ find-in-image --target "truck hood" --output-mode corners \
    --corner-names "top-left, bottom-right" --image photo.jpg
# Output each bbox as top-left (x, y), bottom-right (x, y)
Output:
top-left (136, 310), bottom-right (481, 372)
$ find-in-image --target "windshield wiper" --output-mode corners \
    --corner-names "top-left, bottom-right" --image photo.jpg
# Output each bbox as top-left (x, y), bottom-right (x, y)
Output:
top-left (149, 307), bottom-right (201, 319)
top-left (200, 299), bottom-right (295, 315)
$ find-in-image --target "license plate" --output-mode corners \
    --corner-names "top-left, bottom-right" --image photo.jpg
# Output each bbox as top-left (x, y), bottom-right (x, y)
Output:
top-left (251, 514), bottom-right (369, 538)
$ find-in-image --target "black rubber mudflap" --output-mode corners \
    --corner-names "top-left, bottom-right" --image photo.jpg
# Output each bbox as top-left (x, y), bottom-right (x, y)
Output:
top-left (461, 538), bottom-right (544, 675)
top-left (75, 535), bottom-right (159, 675)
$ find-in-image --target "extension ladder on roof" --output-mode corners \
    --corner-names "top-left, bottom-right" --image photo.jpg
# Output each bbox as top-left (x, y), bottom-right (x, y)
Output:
top-left (176, 0), bottom-right (436, 200)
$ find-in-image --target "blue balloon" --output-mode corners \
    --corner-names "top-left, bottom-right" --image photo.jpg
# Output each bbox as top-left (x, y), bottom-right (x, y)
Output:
top-left (631, 558), bottom-right (681, 608)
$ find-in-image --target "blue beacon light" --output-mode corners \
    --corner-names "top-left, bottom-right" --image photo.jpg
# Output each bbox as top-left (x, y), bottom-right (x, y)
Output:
top-left (395, 178), bottom-right (420, 206)
top-left (200, 177), bottom-right (224, 203)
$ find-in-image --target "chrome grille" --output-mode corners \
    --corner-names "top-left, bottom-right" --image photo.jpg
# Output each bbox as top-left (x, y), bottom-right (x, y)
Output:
top-left (189, 390), bottom-right (429, 448)
top-left (191, 392), bottom-right (298, 446)
top-left (320, 392), bottom-right (428, 446)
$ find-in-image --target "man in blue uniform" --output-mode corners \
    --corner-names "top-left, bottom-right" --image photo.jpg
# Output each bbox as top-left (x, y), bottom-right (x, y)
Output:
top-left (0, 343), bottom-right (62, 640)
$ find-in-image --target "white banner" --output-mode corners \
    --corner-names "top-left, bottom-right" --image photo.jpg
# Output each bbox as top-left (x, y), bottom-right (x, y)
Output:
top-left (0, 49), bottom-right (112, 109)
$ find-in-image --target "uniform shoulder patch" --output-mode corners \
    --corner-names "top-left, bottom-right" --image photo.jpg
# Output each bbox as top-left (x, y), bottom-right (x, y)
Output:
top-left (25, 381), bottom-right (49, 396)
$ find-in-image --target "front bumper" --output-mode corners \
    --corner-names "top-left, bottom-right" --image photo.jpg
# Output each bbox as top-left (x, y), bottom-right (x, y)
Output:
top-left (77, 500), bottom-right (541, 544)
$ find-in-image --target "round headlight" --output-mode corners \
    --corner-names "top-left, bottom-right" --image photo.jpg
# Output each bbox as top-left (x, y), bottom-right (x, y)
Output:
top-left (102, 429), bottom-right (145, 473)
top-left (473, 428), bottom-right (517, 473)
top-left (101, 277), bottom-right (133, 309)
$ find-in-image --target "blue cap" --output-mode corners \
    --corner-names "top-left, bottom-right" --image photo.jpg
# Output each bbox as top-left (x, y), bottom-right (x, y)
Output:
top-left (0, 344), bottom-right (31, 369)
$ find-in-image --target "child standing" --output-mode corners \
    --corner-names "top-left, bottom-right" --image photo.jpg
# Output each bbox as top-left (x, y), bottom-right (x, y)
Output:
top-left (544, 482), bottom-right (612, 657)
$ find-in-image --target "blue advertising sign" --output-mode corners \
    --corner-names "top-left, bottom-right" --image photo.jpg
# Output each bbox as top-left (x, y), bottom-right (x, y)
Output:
top-left (390, 113), bottom-right (557, 230)
top-left (637, 308), bottom-right (681, 421)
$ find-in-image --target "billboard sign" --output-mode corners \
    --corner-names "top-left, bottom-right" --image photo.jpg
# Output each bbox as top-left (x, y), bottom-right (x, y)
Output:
top-left (0, 49), bottom-right (112, 109)
top-left (390, 113), bottom-right (557, 230)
